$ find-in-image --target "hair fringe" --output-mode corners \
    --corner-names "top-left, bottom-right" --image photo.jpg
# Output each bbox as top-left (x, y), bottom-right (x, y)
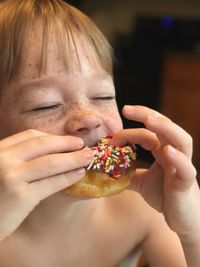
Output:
top-left (0, 0), bottom-right (113, 91)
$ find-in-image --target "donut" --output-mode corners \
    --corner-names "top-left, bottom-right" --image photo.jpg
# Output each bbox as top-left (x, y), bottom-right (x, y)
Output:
top-left (64, 137), bottom-right (136, 198)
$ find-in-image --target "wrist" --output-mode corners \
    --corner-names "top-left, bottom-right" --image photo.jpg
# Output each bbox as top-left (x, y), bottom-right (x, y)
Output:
top-left (180, 235), bottom-right (200, 267)
top-left (178, 224), bottom-right (200, 244)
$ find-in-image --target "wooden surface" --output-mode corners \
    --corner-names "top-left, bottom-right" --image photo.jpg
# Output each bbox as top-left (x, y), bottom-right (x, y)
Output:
top-left (161, 53), bottom-right (200, 183)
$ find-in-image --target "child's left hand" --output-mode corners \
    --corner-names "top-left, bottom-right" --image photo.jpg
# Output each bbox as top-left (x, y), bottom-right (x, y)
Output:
top-left (110, 105), bottom-right (200, 242)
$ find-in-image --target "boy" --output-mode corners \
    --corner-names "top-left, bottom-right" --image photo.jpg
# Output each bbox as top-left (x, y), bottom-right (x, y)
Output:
top-left (0, 0), bottom-right (199, 266)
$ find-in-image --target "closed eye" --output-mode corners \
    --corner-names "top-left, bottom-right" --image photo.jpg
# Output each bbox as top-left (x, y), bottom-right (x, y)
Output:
top-left (93, 96), bottom-right (115, 100)
top-left (31, 103), bottom-right (61, 111)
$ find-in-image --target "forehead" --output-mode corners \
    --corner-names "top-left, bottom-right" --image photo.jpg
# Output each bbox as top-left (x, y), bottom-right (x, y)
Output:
top-left (20, 24), bottom-right (105, 81)
top-left (0, 1), bottom-right (113, 95)
top-left (10, 28), bottom-right (113, 99)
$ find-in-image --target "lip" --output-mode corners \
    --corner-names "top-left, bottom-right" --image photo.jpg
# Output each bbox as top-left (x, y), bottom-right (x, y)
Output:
top-left (85, 139), bottom-right (102, 148)
top-left (80, 135), bottom-right (109, 148)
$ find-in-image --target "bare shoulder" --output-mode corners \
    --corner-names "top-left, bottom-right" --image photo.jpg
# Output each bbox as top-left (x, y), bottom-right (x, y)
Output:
top-left (109, 191), bottom-right (187, 267)
top-left (105, 190), bottom-right (157, 244)
top-left (107, 189), bottom-right (156, 220)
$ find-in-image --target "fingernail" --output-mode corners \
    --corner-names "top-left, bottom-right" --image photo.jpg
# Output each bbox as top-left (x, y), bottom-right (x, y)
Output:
top-left (124, 105), bottom-right (133, 112)
top-left (76, 138), bottom-right (84, 146)
top-left (167, 145), bottom-right (176, 156)
top-left (76, 168), bottom-right (85, 176)
top-left (83, 148), bottom-right (94, 160)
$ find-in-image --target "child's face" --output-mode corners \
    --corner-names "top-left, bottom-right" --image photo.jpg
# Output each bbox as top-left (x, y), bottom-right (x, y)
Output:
top-left (0, 32), bottom-right (123, 146)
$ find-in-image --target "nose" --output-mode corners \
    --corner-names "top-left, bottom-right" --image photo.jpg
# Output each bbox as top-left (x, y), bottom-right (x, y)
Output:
top-left (64, 107), bottom-right (102, 136)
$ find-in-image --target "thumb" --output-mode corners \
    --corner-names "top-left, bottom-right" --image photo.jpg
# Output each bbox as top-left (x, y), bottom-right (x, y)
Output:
top-left (129, 163), bottom-right (164, 211)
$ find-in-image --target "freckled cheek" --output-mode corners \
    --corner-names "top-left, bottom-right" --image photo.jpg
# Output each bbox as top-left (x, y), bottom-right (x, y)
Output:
top-left (2, 104), bottom-right (123, 136)
top-left (22, 119), bottom-right (63, 134)
top-left (7, 116), bottom-right (61, 135)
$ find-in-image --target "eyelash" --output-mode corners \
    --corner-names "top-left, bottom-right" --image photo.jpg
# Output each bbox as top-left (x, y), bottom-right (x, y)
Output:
top-left (32, 104), bottom-right (61, 111)
top-left (93, 96), bottom-right (115, 100)
top-left (31, 97), bottom-right (115, 112)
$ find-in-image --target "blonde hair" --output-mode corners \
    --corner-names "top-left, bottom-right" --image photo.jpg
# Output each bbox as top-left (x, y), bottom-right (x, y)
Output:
top-left (0, 0), bottom-right (113, 90)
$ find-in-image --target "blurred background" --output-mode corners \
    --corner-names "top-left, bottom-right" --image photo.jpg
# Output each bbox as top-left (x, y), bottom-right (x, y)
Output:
top-left (69, 0), bottom-right (200, 182)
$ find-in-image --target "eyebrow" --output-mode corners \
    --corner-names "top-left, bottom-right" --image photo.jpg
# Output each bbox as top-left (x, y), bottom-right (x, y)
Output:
top-left (18, 73), bottom-right (111, 92)
top-left (14, 73), bottom-right (112, 98)
top-left (18, 77), bottom-right (58, 91)
top-left (12, 78), bottom-right (56, 100)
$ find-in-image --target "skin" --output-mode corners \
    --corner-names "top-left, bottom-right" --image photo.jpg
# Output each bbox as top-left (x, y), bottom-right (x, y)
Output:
top-left (0, 29), bottom-right (199, 267)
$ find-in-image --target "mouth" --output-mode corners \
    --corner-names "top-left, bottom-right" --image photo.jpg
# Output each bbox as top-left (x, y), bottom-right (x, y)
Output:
top-left (82, 135), bottom-right (109, 148)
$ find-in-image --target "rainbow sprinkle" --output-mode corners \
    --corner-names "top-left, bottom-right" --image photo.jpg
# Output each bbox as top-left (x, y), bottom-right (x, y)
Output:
top-left (87, 138), bottom-right (136, 179)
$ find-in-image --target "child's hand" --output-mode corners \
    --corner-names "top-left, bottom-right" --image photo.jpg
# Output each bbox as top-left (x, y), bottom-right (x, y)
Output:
top-left (0, 129), bottom-right (93, 241)
top-left (110, 105), bottom-right (200, 242)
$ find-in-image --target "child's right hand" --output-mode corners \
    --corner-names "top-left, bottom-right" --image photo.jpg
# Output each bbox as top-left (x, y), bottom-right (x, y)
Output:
top-left (0, 129), bottom-right (93, 242)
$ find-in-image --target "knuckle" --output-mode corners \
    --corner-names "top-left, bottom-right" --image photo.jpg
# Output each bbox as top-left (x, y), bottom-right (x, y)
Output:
top-left (161, 116), bottom-right (171, 123)
top-left (45, 155), bottom-right (56, 168)
top-left (186, 134), bottom-right (193, 147)
top-left (27, 136), bottom-right (48, 151)
top-left (66, 152), bottom-right (81, 169)
top-left (34, 136), bottom-right (50, 147)
top-left (192, 165), bottom-right (197, 178)
top-left (33, 136), bottom-right (45, 146)
top-left (182, 134), bottom-right (193, 155)
top-left (26, 129), bottom-right (45, 137)
top-left (27, 129), bottom-right (40, 136)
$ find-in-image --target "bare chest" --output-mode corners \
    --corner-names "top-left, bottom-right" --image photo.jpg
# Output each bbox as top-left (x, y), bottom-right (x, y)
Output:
top-left (0, 192), bottom-right (147, 267)
top-left (0, 217), bottom-right (142, 267)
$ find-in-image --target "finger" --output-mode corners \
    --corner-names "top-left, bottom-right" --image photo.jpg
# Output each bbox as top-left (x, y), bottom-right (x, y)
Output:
top-left (30, 168), bottom-right (85, 201)
top-left (110, 128), bottom-right (160, 151)
top-left (146, 116), bottom-right (193, 159)
top-left (3, 135), bottom-right (84, 162)
top-left (130, 163), bottom-right (164, 195)
top-left (123, 105), bottom-right (192, 158)
top-left (9, 148), bottom-right (93, 183)
top-left (0, 129), bottom-right (48, 149)
top-left (122, 105), bottom-right (165, 122)
top-left (163, 145), bottom-right (197, 191)
top-left (128, 163), bottom-right (164, 211)
top-left (128, 168), bottom-right (147, 191)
